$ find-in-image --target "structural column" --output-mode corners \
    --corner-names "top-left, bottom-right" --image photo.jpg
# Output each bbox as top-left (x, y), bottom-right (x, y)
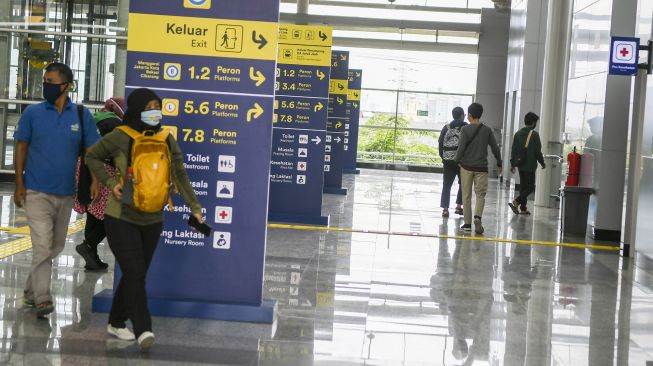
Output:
top-left (297, 0), bottom-right (309, 25)
top-left (592, 0), bottom-right (639, 240)
top-left (534, 0), bottom-right (573, 207)
top-left (112, 0), bottom-right (129, 97)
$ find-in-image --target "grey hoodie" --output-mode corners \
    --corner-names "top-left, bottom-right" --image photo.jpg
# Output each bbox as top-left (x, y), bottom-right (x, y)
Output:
top-left (453, 123), bottom-right (502, 172)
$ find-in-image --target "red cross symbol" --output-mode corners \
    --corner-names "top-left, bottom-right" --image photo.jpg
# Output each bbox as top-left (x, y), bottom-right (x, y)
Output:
top-left (300, 163), bottom-right (305, 169)
top-left (620, 47), bottom-right (630, 58)
top-left (219, 210), bottom-right (229, 220)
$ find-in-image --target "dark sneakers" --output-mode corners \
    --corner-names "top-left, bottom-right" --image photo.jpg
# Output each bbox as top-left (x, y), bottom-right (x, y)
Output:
top-left (508, 201), bottom-right (520, 215)
top-left (454, 207), bottom-right (464, 215)
top-left (474, 216), bottom-right (484, 234)
top-left (460, 224), bottom-right (472, 232)
top-left (76, 242), bottom-right (109, 271)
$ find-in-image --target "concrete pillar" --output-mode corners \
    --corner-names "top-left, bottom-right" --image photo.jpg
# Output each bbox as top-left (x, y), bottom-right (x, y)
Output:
top-left (534, 0), bottom-right (573, 207)
top-left (475, 9), bottom-right (510, 178)
top-left (297, 0), bottom-right (309, 25)
top-left (0, 0), bottom-right (11, 97)
top-left (592, 0), bottom-right (639, 241)
top-left (113, 0), bottom-right (129, 97)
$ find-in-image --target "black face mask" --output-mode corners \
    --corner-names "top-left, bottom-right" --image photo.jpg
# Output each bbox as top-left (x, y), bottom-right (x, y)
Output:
top-left (43, 82), bottom-right (67, 104)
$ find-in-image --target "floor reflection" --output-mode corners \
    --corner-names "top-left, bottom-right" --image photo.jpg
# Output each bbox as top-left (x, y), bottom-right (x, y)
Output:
top-left (0, 170), bottom-right (648, 365)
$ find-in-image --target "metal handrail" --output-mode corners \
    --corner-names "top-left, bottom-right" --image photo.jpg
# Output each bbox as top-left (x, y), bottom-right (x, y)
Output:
top-left (0, 27), bottom-right (127, 40)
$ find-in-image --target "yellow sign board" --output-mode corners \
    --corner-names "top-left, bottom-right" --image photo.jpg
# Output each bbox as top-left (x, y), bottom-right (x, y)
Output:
top-left (278, 24), bottom-right (332, 47)
top-left (329, 79), bottom-right (348, 95)
top-left (127, 13), bottom-right (278, 61)
top-left (276, 24), bottom-right (332, 66)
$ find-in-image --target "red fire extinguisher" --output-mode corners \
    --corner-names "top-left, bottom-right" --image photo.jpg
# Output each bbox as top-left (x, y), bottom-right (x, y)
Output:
top-left (565, 147), bottom-right (581, 186)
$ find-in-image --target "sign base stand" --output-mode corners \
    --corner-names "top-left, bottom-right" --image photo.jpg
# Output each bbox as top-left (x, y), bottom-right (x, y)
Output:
top-left (268, 212), bottom-right (330, 226)
top-left (343, 169), bottom-right (360, 174)
top-left (323, 187), bottom-right (348, 195)
top-left (92, 290), bottom-right (277, 324)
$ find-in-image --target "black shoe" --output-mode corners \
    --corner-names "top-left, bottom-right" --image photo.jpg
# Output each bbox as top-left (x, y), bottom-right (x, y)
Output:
top-left (508, 201), bottom-right (520, 215)
top-left (36, 301), bottom-right (54, 317)
top-left (474, 216), bottom-right (484, 234)
top-left (89, 253), bottom-right (109, 271)
top-left (454, 207), bottom-right (464, 215)
top-left (76, 242), bottom-right (105, 271)
top-left (460, 224), bottom-right (472, 232)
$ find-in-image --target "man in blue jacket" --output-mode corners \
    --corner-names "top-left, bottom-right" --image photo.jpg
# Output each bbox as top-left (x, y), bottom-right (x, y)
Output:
top-left (14, 62), bottom-right (100, 316)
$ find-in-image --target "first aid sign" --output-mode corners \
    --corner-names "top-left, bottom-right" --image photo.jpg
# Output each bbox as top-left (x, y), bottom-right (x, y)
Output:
top-left (609, 36), bottom-right (640, 76)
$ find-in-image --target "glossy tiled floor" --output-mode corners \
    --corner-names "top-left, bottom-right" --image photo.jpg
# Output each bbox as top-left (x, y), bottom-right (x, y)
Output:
top-left (0, 171), bottom-right (652, 365)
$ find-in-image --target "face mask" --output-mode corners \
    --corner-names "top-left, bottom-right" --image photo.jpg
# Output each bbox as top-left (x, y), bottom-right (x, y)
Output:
top-left (141, 109), bottom-right (162, 126)
top-left (43, 82), bottom-right (67, 104)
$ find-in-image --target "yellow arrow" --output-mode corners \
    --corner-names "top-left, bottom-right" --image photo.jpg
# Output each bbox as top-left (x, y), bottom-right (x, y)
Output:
top-left (335, 122), bottom-right (343, 129)
top-left (353, 102), bottom-right (359, 108)
top-left (249, 67), bottom-right (266, 87)
top-left (247, 103), bottom-right (264, 122)
top-left (340, 54), bottom-right (347, 61)
top-left (316, 70), bottom-right (326, 80)
top-left (337, 97), bottom-right (344, 105)
top-left (314, 102), bottom-right (324, 112)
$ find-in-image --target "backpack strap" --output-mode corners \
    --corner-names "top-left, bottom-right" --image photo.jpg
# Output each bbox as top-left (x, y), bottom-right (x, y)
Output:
top-left (116, 125), bottom-right (141, 140)
top-left (77, 105), bottom-right (85, 156)
top-left (524, 130), bottom-right (534, 148)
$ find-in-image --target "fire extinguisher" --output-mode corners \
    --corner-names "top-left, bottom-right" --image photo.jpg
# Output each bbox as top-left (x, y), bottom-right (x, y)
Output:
top-left (565, 146), bottom-right (581, 186)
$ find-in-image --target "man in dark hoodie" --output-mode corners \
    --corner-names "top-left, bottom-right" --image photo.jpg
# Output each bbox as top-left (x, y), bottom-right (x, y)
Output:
top-left (438, 107), bottom-right (467, 217)
top-left (508, 112), bottom-right (545, 215)
top-left (453, 103), bottom-right (502, 234)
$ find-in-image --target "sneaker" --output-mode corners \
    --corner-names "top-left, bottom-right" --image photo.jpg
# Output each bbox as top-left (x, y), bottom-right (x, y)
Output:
top-left (454, 207), bottom-right (464, 215)
top-left (508, 201), bottom-right (520, 215)
top-left (138, 331), bottom-right (155, 352)
top-left (107, 325), bottom-right (136, 341)
top-left (474, 216), bottom-right (484, 234)
top-left (460, 224), bottom-right (472, 232)
top-left (442, 209), bottom-right (449, 218)
top-left (76, 242), bottom-right (105, 271)
top-left (35, 301), bottom-right (54, 317)
top-left (24, 298), bottom-right (35, 308)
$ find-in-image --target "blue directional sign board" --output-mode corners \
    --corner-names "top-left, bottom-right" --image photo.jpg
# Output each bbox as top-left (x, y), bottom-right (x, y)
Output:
top-left (92, 0), bottom-right (280, 323)
top-left (268, 24), bottom-right (332, 226)
top-left (324, 51), bottom-right (349, 195)
top-left (609, 36), bottom-right (640, 76)
top-left (344, 69), bottom-right (362, 174)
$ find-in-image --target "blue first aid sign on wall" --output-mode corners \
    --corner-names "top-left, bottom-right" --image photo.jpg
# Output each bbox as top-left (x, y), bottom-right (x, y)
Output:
top-left (609, 36), bottom-right (640, 76)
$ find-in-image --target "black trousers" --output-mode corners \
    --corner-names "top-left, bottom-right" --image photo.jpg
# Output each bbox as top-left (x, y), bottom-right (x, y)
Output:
top-left (104, 215), bottom-right (162, 337)
top-left (516, 169), bottom-right (536, 210)
top-left (441, 160), bottom-right (463, 208)
top-left (84, 213), bottom-right (105, 249)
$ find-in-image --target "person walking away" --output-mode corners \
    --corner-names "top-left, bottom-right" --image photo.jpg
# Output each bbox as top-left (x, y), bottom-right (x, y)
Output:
top-left (508, 112), bottom-right (545, 215)
top-left (14, 62), bottom-right (101, 317)
top-left (74, 98), bottom-right (125, 270)
top-left (453, 103), bottom-right (502, 234)
top-left (85, 88), bottom-right (204, 352)
top-left (439, 107), bottom-right (467, 217)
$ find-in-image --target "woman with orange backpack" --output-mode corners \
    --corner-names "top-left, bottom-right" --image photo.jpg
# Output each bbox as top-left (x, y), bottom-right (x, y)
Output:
top-left (85, 88), bottom-right (204, 352)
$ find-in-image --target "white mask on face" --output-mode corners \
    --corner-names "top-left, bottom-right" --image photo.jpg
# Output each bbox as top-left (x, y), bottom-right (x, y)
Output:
top-left (141, 109), bottom-right (162, 126)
